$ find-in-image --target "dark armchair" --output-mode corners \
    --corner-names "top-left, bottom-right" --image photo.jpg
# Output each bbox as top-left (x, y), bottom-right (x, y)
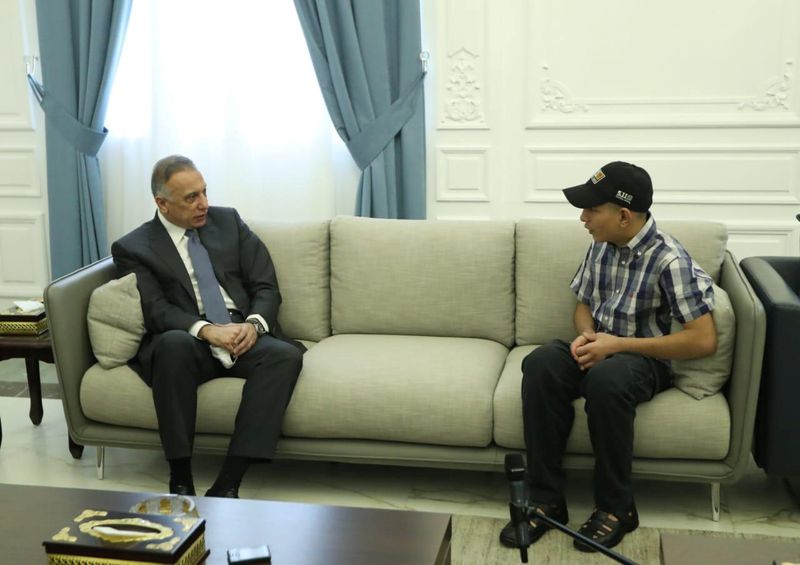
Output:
top-left (740, 256), bottom-right (800, 477)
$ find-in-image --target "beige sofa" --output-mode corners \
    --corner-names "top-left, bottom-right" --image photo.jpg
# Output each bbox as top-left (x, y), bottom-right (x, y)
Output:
top-left (44, 217), bottom-right (765, 520)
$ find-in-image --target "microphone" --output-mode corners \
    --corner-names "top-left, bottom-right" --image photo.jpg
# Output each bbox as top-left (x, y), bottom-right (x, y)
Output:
top-left (504, 453), bottom-right (530, 563)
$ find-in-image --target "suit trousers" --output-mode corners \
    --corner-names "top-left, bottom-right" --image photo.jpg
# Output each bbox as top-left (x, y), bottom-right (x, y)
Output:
top-left (147, 330), bottom-right (302, 460)
top-left (521, 339), bottom-right (671, 516)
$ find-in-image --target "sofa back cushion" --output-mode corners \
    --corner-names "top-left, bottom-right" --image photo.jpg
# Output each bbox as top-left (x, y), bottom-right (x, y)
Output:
top-left (516, 219), bottom-right (728, 345)
top-left (330, 216), bottom-right (516, 347)
top-left (516, 220), bottom-right (592, 345)
top-left (248, 221), bottom-right (330, 342)
top-left (657, 220), bottom-right (727, 282)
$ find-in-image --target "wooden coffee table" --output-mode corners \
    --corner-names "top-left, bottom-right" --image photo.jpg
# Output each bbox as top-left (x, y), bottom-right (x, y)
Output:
top-left (0, 484), bottom-right (452, 564)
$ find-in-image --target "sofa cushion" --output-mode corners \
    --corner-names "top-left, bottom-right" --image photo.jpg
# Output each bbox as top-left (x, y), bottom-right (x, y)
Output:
top-left (282, 334), bottom-right (509, 446)
top-left (86, 273), bottom-right (145, 369)
top-left (330, 217), bottom-right (515, 347)
top-left (671, 284), bottom-right (735, 399)
top-left (515, 219), bottom-right (728, 346)
top-left (249, 221), bottom-right (330, 341)
top-left (493, 346), bottom-right (731, 459)
top-left (83, 364), bottom-right (242, 432)
top-left (81, 340), bottom-right (318, 432)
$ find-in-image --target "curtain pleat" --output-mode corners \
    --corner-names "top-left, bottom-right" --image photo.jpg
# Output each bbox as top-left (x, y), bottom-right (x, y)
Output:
top-left (294, 0), bottom-right (426, 219)
top-left (32, 0), bottom-right (131, 278)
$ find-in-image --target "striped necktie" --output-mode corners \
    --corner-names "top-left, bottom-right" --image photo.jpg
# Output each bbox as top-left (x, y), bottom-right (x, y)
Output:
top-left (185, 229), bottom-right (230, 324)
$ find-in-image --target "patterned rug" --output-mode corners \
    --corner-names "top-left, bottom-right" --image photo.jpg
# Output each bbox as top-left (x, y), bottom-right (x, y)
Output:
top-left (451, 514), bottom-right (800, 565)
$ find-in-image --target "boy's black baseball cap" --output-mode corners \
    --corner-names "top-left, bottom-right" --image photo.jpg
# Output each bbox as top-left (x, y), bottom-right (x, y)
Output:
top-left (563, 161), bottom-right (652, 212)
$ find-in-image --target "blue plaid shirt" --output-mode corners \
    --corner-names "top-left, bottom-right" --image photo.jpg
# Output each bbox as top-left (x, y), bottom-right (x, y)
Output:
top-left (570, 215), bottom-right (715, 341)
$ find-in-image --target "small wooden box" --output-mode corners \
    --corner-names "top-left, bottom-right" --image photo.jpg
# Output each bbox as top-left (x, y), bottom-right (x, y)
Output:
top-left (43, 508), bottom-right (209, 565)
top-left (0, 306), bottom-right (48, 336)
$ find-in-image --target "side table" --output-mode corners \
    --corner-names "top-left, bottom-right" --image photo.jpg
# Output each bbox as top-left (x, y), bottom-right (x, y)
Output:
top-left (0, 332), bottom-right (82, 455)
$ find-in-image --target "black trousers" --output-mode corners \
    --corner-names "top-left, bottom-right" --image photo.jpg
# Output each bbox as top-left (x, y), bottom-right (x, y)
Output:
top-left (521, 340), bottom-right (671, 516)
top-left (147, 329), bottom-right (302, 460)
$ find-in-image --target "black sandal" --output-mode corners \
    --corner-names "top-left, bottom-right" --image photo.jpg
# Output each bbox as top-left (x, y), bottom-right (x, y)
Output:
top-left (573, 506), bottom-right (639, 552)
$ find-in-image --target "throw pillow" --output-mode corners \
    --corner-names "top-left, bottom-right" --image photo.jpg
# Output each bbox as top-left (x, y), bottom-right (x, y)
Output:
top-left (87, 273), bottom-right (145, 369)
top-left (671, 284), bottom-right (735, 400)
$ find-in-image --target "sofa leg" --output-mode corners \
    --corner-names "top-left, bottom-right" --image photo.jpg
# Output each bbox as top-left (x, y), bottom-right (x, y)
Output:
top-left (710, 482), bottom-right (720, 521)
top-left (96, 446), bottom-right (105, 480)
top-left (68, 436), bottom-right (84, 459)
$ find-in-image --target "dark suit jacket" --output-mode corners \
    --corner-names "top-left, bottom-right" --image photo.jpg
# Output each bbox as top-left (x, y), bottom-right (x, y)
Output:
top-left (111, 206), bottom-right (302, 382)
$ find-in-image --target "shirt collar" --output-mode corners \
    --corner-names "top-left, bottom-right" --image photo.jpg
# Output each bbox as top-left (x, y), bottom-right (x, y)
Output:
top-left (157, 210), bottom-right (190, 246)
top-left (622, 213), bottom-right (657, 252)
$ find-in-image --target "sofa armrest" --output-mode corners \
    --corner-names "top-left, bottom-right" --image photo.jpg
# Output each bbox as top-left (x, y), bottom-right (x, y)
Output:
top-left (741, 257), bottom-right (800, 364)
top-left (44, 257), bottom-right (116, 439)
top-left (718, 251), bottom-right (766, 481)
top-left (745, 256), bottom-right (800, 293)
top-left (741, 257), bottom-right (800, 311)
top-left (740, 256), bottom-right (800, 474)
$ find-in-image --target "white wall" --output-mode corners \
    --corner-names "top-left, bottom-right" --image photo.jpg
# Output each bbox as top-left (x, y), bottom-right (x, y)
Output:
top-left (423, 0), bottom-right (800, 258)
top-left (0, 0), bottom-right (48, 309)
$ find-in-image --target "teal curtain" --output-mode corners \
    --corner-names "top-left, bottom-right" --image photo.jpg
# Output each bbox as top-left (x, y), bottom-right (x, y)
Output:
top-left (30, 0), bottom-right (131, 278)
top-left (294, 0), bottom-right (426, 219)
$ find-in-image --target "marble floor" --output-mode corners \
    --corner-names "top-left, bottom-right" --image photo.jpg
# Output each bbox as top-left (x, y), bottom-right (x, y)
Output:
top-left (0, 358), bottom-right (798, 547)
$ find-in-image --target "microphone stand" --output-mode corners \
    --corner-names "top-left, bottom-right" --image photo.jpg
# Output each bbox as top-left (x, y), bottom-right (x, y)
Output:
top-left (505, 453), bottom-right (638, 565)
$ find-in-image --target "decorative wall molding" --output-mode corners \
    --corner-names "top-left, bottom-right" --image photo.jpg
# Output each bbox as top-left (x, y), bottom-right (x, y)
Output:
top-left (528, 67), bottom-right (800, 128)
top-left (436, 0), bottom-right (488, 130)
top-left (523, 146), bottom-right (800, 205)
top-left (0, 212), bottom-right (48, 297)
top-left (535, 60), bottom-right (797, 120)
top-left (0, 147), bottom-right (40, 197)
top-left (540, 65), bottom-right (587, 115)
top-left (726, 222), bottom-right (799, 257)
top-left (443, 48), bottom-right (485, 124)
top-left (526, 0), bottom-right (800, 129)
top-left (739, 59), bottom-right (794, 112)
top-left (436, 147), bottom-right (489, 202)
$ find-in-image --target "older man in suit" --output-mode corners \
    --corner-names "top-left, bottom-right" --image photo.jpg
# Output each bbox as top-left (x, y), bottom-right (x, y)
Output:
top-left (112, 155), bottom-right (304, 498)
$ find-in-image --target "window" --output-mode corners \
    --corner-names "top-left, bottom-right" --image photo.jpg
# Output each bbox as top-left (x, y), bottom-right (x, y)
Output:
top-left (102, 0), bottom-right (358, 242)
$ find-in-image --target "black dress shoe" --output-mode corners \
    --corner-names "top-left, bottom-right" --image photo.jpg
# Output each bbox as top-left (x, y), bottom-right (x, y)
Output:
top-left (573, 506), bottom-right (639, 552)
top-left (204, 486), bottom-right (239, 499)
top-left (168, 479), bottom-right (196, 496)
top-left (499, 502), bottom-right (569, 548)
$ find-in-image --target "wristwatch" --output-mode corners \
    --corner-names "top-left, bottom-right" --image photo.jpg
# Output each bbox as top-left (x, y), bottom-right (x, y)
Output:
top-left (247, 318), bottom-right (266, 335)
